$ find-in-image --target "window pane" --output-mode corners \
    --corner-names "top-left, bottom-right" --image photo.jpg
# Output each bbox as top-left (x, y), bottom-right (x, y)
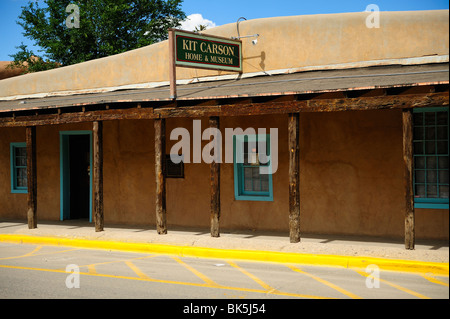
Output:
top-left (415, 170), bottom-right (425, 183)
top-left (427, 185), bottom-right (438, 198)
top-left (16, 168), bottom-right (27, 187)
top-left (439, 185), bottom-right (449, 198)
top-left (437, 112), bottom-right (448, 125)
top-left (414, 142), bottom-right (424, 154)
top-left (438, 157), bottom-right (449, 169)
top-left (413, 109), bottom-right (449, 202)
top-left (427, 170), bottom-right (437, 183)
top-left (439, 170), bottom-right (449, 184)
top-left (425, 141), bottom-right (435, 154)
top-left (437, 141), bottom-right (448, 155)
top-left (244, 167), bottom-right (252, 178)
top-left (414, 127), bottom-right (424, 140)
top-left (16, 147), bottom-right (26, 157)
top-left (244, 180), bottom-right (252, 192)
top-left (425, 127), bottom-right (435, 140)
top-left (414, 157), bottom-right (425, 169)
top-left (261, 174), bottom-right (269, 192)
top-left (415, 184), bottom-right (425, 197)
top-left (15, 156), bottom-right (26, 167)
top-left (426, 157), bottom-right (437, 169)
top-left (252, 168), bottom-right (261, 191)
top-left (425, 112), bottom-right (436, 125)
top-left (413, 112), bottom-right (423, 126)
top-left (235, 135), bottom-right (272, 200)
top-left (14, 147), bottom-right (27, 167)
top-left (243, 167), bottom-right (252, 191)
top-left (437, 126), bottom-right (448, 140)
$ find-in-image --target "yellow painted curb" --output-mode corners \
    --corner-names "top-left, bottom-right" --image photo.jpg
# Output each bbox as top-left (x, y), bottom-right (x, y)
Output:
top-left (1, 234), bottom-right (448, 276)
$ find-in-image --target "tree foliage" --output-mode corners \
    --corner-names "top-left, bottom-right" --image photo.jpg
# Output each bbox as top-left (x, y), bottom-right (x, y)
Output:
top-left (10, 0), bottom-right (186, 72)
top-left (7, 43), bottom-right (60, 74)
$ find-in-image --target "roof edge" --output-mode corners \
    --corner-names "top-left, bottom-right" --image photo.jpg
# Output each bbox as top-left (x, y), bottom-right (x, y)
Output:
top-left (1, 55), bottom-right (448, 102)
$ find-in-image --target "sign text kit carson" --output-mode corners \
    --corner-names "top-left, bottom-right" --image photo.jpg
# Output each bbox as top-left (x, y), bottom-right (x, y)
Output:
top-left (173, 29), bottom-right (242, 72)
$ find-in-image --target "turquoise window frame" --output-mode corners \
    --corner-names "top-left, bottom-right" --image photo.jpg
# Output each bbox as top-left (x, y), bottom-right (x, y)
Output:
top-left (233, 134), bottom-right (274, 201)
top-left (10, 142), bottom-right (27, 194)
top-left (413, 107), bottom-right (449, 210)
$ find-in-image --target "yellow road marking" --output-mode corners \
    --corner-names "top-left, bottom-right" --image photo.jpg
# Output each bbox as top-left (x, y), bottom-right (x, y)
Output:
top-left (87, 264), bottom-right (97, 275)
top-left (0, 263), bottom-right (332, 299)
top-left (353, 269), bottom-right (431, 299)
top-left (287, 264), bottom-right (362, 299)
top-left (422, 273), bottom-right (449, 287)
top-left (172, 256), bottom-right (220, 287)
top-left (0, 245), bottom-right (42, 260)
top-left (66, 254), bottom-right (157, 272)
top-left (227, 260), bottom-right (280, 294)
top-left (125, 261), bottom-right (152, 280)
top-left (0, 246), bottom-right (80, 261)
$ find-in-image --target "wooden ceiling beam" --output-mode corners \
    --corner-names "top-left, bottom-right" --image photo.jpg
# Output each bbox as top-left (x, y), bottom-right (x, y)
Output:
top-left (0, 91), bottom-right (447, 127)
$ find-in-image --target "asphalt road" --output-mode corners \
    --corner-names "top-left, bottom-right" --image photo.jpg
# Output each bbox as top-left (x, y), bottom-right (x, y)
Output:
top-left (0, 242), bottom-right (448, 302)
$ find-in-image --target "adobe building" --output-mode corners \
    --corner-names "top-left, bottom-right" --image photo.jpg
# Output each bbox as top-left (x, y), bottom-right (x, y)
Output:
top-left (0, 61), bottom-right (25, 80)
top-left (0, 10), bottom-right (448, 249)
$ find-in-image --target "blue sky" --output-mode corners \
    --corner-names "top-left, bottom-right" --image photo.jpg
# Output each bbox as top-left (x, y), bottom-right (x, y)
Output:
top-left (0, 0), bottom-right (448, 61)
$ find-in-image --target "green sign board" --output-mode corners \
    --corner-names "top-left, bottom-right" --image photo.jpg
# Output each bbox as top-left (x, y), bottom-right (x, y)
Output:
top-left (173, 30), bottom-right (242, 72)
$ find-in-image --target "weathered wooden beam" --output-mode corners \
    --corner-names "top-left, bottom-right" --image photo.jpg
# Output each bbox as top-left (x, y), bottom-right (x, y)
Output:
top-left (0, 107), bottom-right (158, 127)
top-left (304, 92), bottom-right (448, 112)
top-left (210, 116), bottom-right (220, 238)
top-left (156, 92), bottom-right (449, 118)
top-left (155, 118), bottom-right (167, 234)
top-left (0, 92), bottom-right (448, 128)
top-left (402, 109), bottom-right (415, 250)
top-left (288, 113), bottom-right (300, 243)
top-left (93, 121), bottom-right (104, 232)
top-left (26, 126), bottom-right (37, 229)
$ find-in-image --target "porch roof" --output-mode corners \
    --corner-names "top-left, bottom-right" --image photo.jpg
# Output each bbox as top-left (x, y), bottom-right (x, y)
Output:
top-left (0, 62), bottom-right (448, 114)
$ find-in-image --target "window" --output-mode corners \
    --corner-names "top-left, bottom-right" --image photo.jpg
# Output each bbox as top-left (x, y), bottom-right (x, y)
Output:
top-left (10, 143), bottom-right (27, 193)
top-left (234, 134), bottom-right (273, 201)
top-left (165, 154), bottom-right (184, 178)
top-left (413, 107), bottom-right (449, 209)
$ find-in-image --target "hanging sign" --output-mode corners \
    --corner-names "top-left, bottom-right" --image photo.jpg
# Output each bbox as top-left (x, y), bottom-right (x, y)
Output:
top-left (172, 29), bottom-right (242, 72)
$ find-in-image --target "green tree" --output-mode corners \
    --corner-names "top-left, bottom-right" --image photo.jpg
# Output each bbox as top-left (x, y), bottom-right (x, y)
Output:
top-left (9, 0), bottom-right (186, 72)
top-left (7, 43), bottom-right (60, 74)
top-left (194, 24), bottom-right (208, 32)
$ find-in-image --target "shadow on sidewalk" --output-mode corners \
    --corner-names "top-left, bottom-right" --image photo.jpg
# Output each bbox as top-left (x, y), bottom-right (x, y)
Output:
top-left (1, 218), bottom-right (448, 251)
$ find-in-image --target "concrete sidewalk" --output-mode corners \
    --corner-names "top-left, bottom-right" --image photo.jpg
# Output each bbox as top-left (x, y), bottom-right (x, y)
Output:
top-left (0, 219), bottom-right (448, 275)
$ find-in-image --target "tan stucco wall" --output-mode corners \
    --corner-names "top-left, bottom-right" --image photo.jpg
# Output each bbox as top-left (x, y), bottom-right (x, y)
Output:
top-left (1, 10), bottom-right (448, 99)
top-left (0, 127), bottom-right (27, 218)
top-left (1, 110), bottom-right (448, 239)
top-left (103, 120), bottom-right (156, 225)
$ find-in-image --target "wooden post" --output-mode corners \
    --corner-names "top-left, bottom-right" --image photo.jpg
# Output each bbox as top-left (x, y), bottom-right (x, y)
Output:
top-left (169, 29), bottom-right (177, 100)
top-left (288, 113), bottom-right (300, 243)
top-left (402, 109), bottom-right (415, 250)
top-left (155, 118), bottom-right (167, 234)
top-left (210, 116), bottom-right (220, 237)
top-left (93, 121), bottom-right (104, 232)
top-left (26, 126), bottom-right (37, 229)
